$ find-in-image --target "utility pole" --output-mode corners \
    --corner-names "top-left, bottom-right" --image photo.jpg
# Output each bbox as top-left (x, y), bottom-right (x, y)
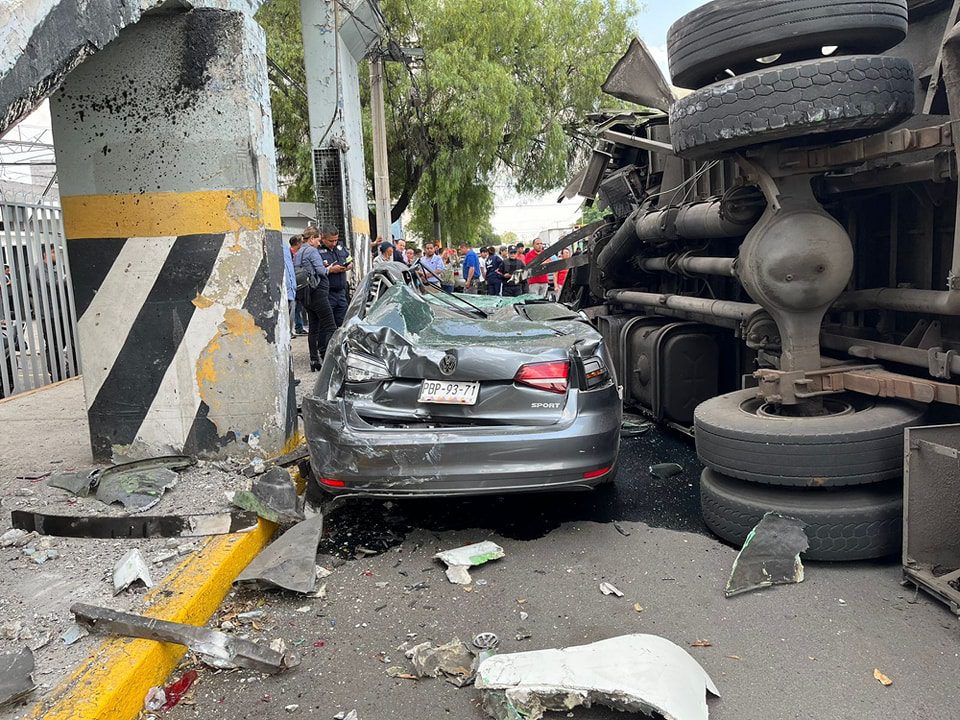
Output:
top-left (369, 53), bottom-right (392, 241)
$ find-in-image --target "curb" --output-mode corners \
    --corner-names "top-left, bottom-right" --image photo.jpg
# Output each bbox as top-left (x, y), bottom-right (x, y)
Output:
top-left (26, 463), bottom-right (305, 720)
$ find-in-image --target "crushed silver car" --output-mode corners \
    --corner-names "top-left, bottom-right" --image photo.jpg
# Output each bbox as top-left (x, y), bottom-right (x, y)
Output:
top-left (302, 262), bottom-right (621, 497)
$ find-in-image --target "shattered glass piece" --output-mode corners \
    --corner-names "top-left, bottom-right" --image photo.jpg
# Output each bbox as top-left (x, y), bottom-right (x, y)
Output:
top-left (113, 549), bottom-right (154, 595)
top-left (434, 541), bottom-right (504, 585)
top-left (47, 469), bottom-right (100, 496)
top-left (649, 462), bottom-right (683, 479)
top-left (476, 634), bottom-right (720, 720)
top-left (0, 647), bottom-right (35, 709)
top-left (234, 514), bottom-right (324, 594)
top-left (61, 624), bottom-right (89, 645)
top-left (725, 512), bottom-right (808, 598)
top-left (406, 638), bottom-right (477, 687)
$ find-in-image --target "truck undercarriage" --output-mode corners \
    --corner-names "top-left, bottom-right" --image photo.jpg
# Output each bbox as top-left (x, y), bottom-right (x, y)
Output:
top-left (554, 0), bottom-right (960, 590)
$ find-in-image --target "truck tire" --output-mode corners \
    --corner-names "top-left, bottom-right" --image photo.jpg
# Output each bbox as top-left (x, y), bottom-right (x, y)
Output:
top-left (667, 0), bottom-right (909, 90)
top-left (700, 468), bottom-right (902, 561)
top-left (694, 389), bottom-right (925, 486)
top-left (669, 55), bottom-right (914, 160)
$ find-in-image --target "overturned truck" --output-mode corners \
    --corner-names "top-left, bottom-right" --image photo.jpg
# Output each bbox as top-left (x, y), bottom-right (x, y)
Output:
top-left (556, 0), bottom-right (960, 561)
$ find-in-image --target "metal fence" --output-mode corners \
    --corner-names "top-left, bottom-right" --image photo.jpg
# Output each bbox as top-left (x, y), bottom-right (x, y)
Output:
top-left (0, 198), bottom-right (80, 398)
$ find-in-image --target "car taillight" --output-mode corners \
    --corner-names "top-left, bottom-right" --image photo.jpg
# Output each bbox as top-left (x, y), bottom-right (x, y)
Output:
top-left (514, 360), bottom-right (569, 394)
top-left (319, 478), bottom-right (346, 487)
top-left (582, 356), bottom-right (610, 390)
top-left (345, 352), bottom-right (392, 382)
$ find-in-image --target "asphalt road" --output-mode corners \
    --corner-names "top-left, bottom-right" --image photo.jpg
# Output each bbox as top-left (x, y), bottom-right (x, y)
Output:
top-left (166, 427), bottom-right (960, 720)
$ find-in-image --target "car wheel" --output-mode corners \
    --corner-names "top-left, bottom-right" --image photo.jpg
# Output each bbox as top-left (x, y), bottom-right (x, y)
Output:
top-left (667, 0), bottom-right (908, 90)
top-left (700, 468), bottom-right (902, 561)
top-left (694, 389), bottom-right (925, 487)
top-left (669, 55), bottom-right (914, 160)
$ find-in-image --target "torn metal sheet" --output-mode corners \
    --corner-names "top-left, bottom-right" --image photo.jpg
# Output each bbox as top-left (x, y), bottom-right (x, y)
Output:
top-left (234, 514), bottom-right (324, 593)
top-left (11, 509), bottom-right (258, 539)
top-left (477, 634), bottom-right (719, 720)
top-left (71, 603), bottom-right (300, 673)
top-left (406, 638), bottom-right (477, 687)
top-left (601, 38), bottom-right (677, 112)
top-left (47, 469), bottom-right (100, 496)
top-left (725, 512), bottom-right (808, 598)
top-left (434, 541), bottom-right (504, 585)
top-left (230, 467), bottom-right (303, 524)
top-left (0, 647), bottom-right (35, 709)
top-left (113, 549), bottom-right (154, 595)
top-left (95, 456), bottom-right (194, 512)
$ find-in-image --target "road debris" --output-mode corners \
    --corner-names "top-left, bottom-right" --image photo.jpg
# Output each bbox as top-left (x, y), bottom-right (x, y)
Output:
top-left (0, 529), bottom-right (33, 547)
top-left (633, 603), bottom-right (644, 613)
top-left (599, 582), bottom-right (623, 597)
top-left (160, 669), bottom-right (198, 708)
top-left (434, 541), bottom-right (504, 585)
top-left (725, 512), bottom-right (808, 598)
top-left (93, 456), bottom-right (195, 512)
top-left (0, 648), bottom-right (35, 709)
top-left (11, 508), bottom-right (258, 539)
top-left (621, 416), bottom-right (652, 438)
top-left (690, 639), bottom-right (713, 648)
top-left (475, 634), bottom-right (719, 720)
top-left (649, 463), bottom-right (683, 479)
top-left (229, 467), bottom-right (303, 525)
top-left (386, 666), bottom-right (417, 680)
top-left (333, 711), bottom-right (359, 720)
top-left (235, 514), bottom-right (325, 594)
top-left (405, 638), bottom-right (477, 686)
top-left (21, 536), bottom-right (58, 564)
top-left (60, 624), bottom-right (88, 645)
top-left (874, 669), bottom-right (893, 686)
top-left (613, 522), bottom-right (631, 537)
top-left (113, 548), bottom-right (154, 594)
top-left (473, 632), bottom-right (500, 650)
top-left (71, 603), bottom-right (300, 673)
top-left (47, 468), bottom-right (99, 496)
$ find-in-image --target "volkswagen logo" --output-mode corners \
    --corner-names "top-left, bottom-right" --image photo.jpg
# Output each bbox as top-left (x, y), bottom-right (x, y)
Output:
top-left (439, 352), bottom-right (458, 376)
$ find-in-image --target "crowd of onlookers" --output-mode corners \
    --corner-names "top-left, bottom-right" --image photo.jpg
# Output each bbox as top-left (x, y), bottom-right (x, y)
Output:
top-left (371, 235), bottom-right (570, 298)
top-left (287, 226), bottom-right (571, 371)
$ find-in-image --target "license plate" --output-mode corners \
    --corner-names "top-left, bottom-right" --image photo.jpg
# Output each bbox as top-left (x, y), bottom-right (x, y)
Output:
top-left (418, 380), bottom-right (480, 405)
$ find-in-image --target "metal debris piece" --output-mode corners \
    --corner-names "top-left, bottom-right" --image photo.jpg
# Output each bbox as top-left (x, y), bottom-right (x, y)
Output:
top-left (0, 648), bottom-right (35, 709)
top-left (71, 603), bottom-right (300, 673)
top-left (11, 509), bottom-right (258, 539)
top-left (95, 455), bottom-right (194, 512)
top-left (113, 549), bottom-right (154, 595)
top-left (725, 513), bottom-right (808, 598)
top-left (476, 634), bottom-right (720, 720)
top-left (334, 711), bottom-right (359, 720)
top-left (230, 466), bottom-right (303, 524)
top-left (599, 582), bottom-right (623, 597)
top-left (235, 514), bottom-right (324, 594)
top-left (434, 541), bottom-right (505, 585)
top-left (620, 416), bottom-right (653, 438)
top-left (405, 638), bottom-right (477, 687)
top-left (874, 669), bottom-right (893, 686)
top-left (649, 463), bottom-right (683, 479)
top-left (60, 624), bottom-right (88, 645)
top-left (47, 469), bottom-right (100, 496)
top-left (473, 633), bottom-right (500, 650)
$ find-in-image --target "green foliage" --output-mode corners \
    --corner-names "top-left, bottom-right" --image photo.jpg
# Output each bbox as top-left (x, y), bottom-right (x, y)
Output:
top-left (579, 203), bottom-right (608, 225)
top-left (259, 0), bottom-right (640, 231)
top-left (500, 231), bottom-right (519, 247)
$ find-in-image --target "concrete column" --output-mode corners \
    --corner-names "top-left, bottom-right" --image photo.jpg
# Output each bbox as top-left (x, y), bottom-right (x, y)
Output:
top-left (50, 8), bottom-right (295, 461)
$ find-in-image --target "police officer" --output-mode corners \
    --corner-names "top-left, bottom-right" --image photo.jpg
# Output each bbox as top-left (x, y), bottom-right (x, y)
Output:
top-left (318, 225), bottom-right (353, 327)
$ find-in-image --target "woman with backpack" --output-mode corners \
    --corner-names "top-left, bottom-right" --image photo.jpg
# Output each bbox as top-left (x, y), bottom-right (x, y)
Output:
top-left (294, 227), bottom-right (337, 371)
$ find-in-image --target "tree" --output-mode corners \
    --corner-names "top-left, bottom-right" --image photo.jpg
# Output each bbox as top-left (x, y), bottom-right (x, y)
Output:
top-left (259, 0), bottom-right (640, 235)
top-left (579, 203), bottom-right (608, 226)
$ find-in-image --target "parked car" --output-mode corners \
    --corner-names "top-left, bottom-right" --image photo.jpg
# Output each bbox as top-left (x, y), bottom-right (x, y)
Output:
top-left (302, 262), bottom-right (621, 496)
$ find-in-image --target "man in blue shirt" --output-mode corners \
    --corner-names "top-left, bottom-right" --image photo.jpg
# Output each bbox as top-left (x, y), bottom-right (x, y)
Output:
top-left (460, 243), bottom-right (481, 294)
top-left (318, 225), bottom-right (352, 327)
top-left (418, 242), bottom-right (445, 286)
top-left (283, 234), bottom-right (298, 339)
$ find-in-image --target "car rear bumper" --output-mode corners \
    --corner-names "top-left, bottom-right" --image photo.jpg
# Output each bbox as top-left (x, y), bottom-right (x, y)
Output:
top-left (302, 387), bottom-right (621, 497)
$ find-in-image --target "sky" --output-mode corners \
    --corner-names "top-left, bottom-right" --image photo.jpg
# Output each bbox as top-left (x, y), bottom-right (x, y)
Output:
top-left (491, 0), bottom-right (704, 240)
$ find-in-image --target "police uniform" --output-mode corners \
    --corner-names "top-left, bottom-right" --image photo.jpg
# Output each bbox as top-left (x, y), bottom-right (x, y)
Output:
top-left (318, 242), bottom-right (352, 326)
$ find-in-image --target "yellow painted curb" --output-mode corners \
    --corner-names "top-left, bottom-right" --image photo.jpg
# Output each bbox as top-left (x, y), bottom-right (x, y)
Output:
top-left (27, 462), bottom-right (307, 720)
